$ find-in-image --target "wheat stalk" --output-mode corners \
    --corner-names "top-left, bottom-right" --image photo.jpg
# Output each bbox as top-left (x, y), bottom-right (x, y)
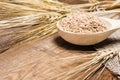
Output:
top-left (51, 49), bottom-right (118, 80)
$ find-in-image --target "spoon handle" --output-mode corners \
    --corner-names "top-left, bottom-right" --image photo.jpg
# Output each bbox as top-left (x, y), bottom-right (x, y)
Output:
top-left (100, 17), bottom-right (120, 29)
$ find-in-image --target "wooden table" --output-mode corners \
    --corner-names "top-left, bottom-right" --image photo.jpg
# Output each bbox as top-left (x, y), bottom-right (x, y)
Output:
top-left (0, 33), bottom-right (117, 80)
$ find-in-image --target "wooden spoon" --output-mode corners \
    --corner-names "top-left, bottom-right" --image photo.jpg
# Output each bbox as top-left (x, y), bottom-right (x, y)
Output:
top-left (56, 17), bottom-right (120, 46)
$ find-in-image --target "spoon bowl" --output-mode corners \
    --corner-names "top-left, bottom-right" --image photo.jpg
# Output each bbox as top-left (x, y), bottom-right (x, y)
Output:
top-left (56, 17), bottom-right (120, 45)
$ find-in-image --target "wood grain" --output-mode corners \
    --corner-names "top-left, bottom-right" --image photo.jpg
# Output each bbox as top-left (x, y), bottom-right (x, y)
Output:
top-left (0, 33), bottom-right (117, 80)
